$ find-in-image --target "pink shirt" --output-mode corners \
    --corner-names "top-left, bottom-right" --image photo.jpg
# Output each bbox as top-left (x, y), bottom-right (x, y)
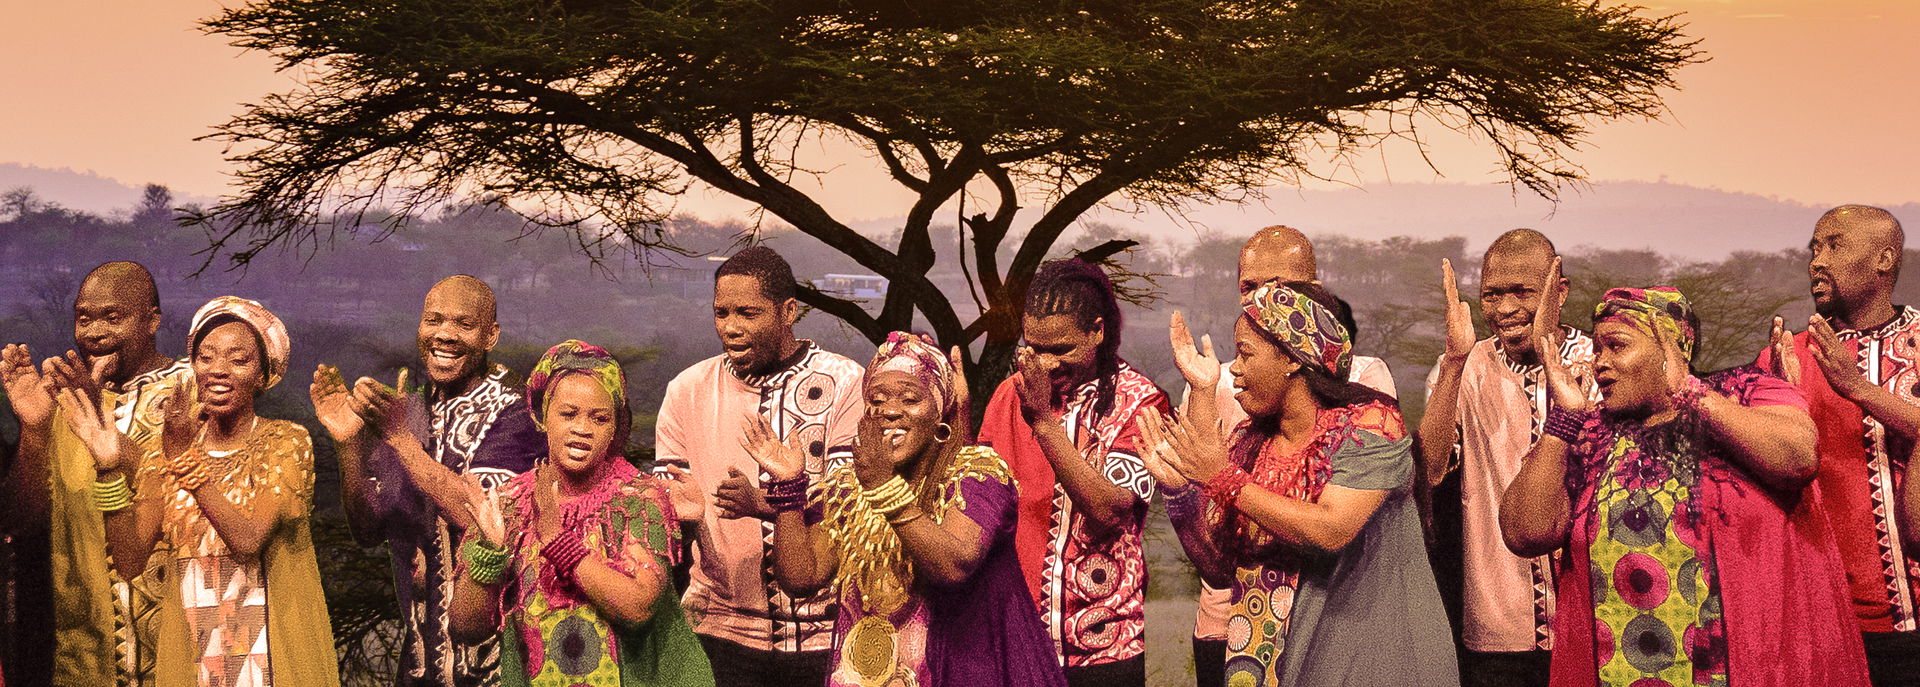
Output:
top-left (657, 345), bottom-right (864, 652)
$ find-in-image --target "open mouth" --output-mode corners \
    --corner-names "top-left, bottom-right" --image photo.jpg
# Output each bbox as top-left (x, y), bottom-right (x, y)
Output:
top-left (1811, 278), bottom-right (1833, 299)
top-left (881, 428), bottom-right (908, 446)
top-left (564, 439), bottom-right (595, 460)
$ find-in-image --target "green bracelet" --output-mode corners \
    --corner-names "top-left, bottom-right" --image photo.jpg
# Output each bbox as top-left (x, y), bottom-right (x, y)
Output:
top-left (463, 539), bottom-right (510, 585)
top-left (93, 475), bottom-right (134, 513)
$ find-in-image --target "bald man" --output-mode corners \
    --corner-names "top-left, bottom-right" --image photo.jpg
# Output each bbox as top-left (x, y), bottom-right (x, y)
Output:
top-left (0, 261), bottom-right (192, 686)
top-left (1757, 206), bottom-right (1920, 687)
top-left (1421, 229), bottom-right (1595, 687)
top-left (1178, 226), bottom-right (1397, 687)
top-left (315, 275), bottom-right (545, 687)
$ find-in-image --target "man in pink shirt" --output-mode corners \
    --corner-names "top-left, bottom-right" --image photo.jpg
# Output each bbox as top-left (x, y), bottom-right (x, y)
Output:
top-left (656, 247), bottom-right (866, 687)
top-left (1422, 229), bottom-right (1594, 687)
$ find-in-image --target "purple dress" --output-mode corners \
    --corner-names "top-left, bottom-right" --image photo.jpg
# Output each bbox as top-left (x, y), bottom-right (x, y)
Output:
top-left (815, 446), bottom-right (1065, 687)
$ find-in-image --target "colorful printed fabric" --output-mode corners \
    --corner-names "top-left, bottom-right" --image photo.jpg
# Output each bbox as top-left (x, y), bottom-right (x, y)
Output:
top-left (133, 417), bottom-right (340, 687)
top-left (1240, 279), bottom-right (1353, 376)
top-left (813, 445), bottom-right (1065, 687)
top-left (870, 332), bottom-right (953, 413)
top-left (1549, 367), bottom-right (1869, 687)
top-left (1758, 306), bottom-right (1920, 633)
top-left (492, 461), bottom-right (714, 687)
top-left (369, 363), bottom-right (544, 687)
top-left (979, 361), bottom-right (1168, 667)
top-left (187, 296), bottom-right (292, 389)
top-left (1592, 287), bottom-right (1697, 361)
top-left (663, 340), bottom-right (865, 653)
top-left (526, 339), bottom-right (629, 443)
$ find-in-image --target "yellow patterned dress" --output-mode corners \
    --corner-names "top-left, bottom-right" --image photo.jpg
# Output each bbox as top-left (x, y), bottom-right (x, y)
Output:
top-left (133, 419), bottom-right (339, 687)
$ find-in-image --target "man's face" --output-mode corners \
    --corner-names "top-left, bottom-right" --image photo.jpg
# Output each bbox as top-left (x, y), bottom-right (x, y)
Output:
top-left (1237, 245), bottom-right (1314, 295)
top-left (1022, 312), bottom-right (1102, 395)
top-left (1479, 250), bottom-right (1559, 358)
top-left (72, 278), bottom-right (158, 366)
top-left (1808, 220), bottom-right (1889, 320)
top-left (713, 275), bottom-right (794, 374)
top-left (415, 286), bottom-right (497, 387)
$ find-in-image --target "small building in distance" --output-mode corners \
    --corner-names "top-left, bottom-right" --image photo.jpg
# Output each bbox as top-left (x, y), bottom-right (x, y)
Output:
top-left (812, 273), bottom-right (888, 300)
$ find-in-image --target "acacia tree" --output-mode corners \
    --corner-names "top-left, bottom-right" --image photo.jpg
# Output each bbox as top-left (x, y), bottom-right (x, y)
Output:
top-left (197, 0), bottom-right (1700, 384)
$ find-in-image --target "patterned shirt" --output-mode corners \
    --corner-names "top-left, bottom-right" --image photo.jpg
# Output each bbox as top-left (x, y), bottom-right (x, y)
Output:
top-left (1429, 327), bottom-right (1596, 652)
top-left (980, 361), bottom-right (1170, 667)
top-left (370, 363), bottom-right (546, 687)
top-left (1762, 305), bottom-right (1920, 632)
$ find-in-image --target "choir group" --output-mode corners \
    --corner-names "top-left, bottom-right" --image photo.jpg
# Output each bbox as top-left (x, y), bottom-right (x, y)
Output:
top-left (3, 204), bottom-right (1918, 687)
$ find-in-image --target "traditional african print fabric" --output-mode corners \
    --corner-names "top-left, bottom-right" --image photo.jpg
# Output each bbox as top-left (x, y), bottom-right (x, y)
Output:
top-left (660, 341), bottom-right (864, 653)
top-left (1759, 305), bottom-right (1920, 633)
top-left (50, 357), bottom-right (191, 687)
top-left (1549, 367), bottom-right (1867, 687)
top-left (492, 461), bottom-right (713, 687)
top-left (977, 362), bottom-right (1168, 668)
top-left (1240, 281), bottom-right (1353, 376)
top-left (1423, 328), bottom-right (1596, 653)
top-left (369, 363), bottom-right (544, 687)
top-left (1187, 356), bottom-right (1397, 642)
top-left (1183, 400), bottom-right (1455, 687)
top-left (812, 446), bottom-right (1066, 687)
top-left (132, 418), bottom-right (340, 687)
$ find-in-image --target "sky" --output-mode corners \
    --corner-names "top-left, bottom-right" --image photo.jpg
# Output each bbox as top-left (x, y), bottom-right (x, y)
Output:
top-left (1, 0), bottom-right (1915, 224)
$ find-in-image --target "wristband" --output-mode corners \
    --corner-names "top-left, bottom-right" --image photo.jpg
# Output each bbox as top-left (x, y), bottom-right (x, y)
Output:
top-left (1671, 375), bottom-right (1710, 414)
top-left (1202, 465), bottom-right (1253, 507)
top-left (763, 475), bottom-right (810, 513)
top-left (93, 475), bottom-right (134, 513)
top-left (1542, 407), bottom-right (1584, 444)
top-left (462, 539), bottom-right (510, 585)
top-left (862, 476), bottom-right (917, 516)
top-left (540, 530), bottom-right (591, 583)
top-left (1163, 483), bottom-right (1201, 523)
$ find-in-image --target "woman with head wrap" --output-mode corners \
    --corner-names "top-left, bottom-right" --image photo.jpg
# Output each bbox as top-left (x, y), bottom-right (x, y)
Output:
top-left (59, 296), bottom-right (339, 687)
top-left (447, 340), bottom-right (713, 687)
top-left (749, 332), bottom-right (1066, 687)
top-left (1500, 276), bottom-right (1869, 686)
top-left (1141, 279), bottom-right (1457, 686)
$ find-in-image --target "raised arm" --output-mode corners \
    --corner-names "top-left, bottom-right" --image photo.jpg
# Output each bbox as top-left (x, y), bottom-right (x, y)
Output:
top-left (1669, 327), bottom-right (1817, 492)
top-left (1419, 259), bottom-right (1478, 489)
top-left (1139, 408), bottom-right (1234, 588)
top-left (57, 383), bottom-right (163, 579)
top-left (741, 416), bottom-right (838, 597)
top-left (1499, 331), bottom-right (1584, 559)
top-left (359, 370), bottom-right (483, 532)
top-left (311, 364), bottom-right (382, 546)
top-left (1808, 314), bottom-right (1920, 440)
top-left (448, 490), bottom-right (509, 645)
top-left (1013, 347), bottom-right (1136, 530)
top-left (0, 345), bottom-right (53, 532)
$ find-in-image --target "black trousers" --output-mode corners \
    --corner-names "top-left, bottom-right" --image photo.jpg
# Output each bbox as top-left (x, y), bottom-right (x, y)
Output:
top-left (1865, 630), bottom-right (1920, 687)
top-left (1192, 636), bottom-right (1225, 687)
top-left (695, 633), bottom-right (831, 687)
top-left (1459, 649), bottom-right (1551, 687)
top-left (1064, 653), bottom-right (1145, 687)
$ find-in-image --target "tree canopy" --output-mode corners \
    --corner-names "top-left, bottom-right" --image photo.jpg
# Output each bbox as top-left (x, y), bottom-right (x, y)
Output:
top-left (198, 0), bottom-right (1701, 382)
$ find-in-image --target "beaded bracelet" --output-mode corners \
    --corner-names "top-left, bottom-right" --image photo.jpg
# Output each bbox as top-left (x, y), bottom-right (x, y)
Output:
top-left (1202, 466), bottom-right (1253, 507)
top-left (763, 475), bottom-right (810, 513)
top-left (862, 476), bottom-right (917, 517)
top-left (1542, 407), bottom-right (1585, 444)
top-left (93, 475), bottom-right (134, 513)
top-left (1163, 483), bottom-right (1201, 523)
top-left (541, 530), bottom-right (592, 583)
top-left (462, 539), bottom-right (510, 585)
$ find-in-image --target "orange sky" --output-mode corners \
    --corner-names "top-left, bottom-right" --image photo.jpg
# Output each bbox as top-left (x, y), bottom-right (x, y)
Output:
top-left (2, 1), bottom-right (1914, 219)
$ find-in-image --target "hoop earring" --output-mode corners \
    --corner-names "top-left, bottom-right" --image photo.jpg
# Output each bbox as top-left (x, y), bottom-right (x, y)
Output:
top-left (933, 423), bottom-right (953, 443)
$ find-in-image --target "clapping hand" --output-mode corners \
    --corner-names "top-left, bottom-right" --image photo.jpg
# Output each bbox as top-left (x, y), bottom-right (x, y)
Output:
top-left (1137, 406), bottom-right (1229, 486)
top-left (1169, 311), bottom-right (1220, 392)
top-left (1013, 347), bottom-right (1059, 424)
top-left (0, 344), bottom-right (53, 429)
top-left (309, 364), bottom-right (366, 443)
top-left (54, 383), bottom-right (131, 475)
top-left (1807, 315), bottom-right (1869, 399)
top-left (1768, 316), bottom-right (1801, 385)
top-left (459, 473), bottom-right (507, 546)
top-left (1441, 259), bottom-right (1476, 363)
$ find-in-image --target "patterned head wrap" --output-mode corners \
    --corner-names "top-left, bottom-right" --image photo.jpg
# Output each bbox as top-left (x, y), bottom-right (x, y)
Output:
top-left (1240, 279), bottom-right (1353, 377)
top-left (188, 296), bottom-right (292, 390)
top-left (526, 339), bottom-right (630, 445)
top-left (868, 332), bottom-right (954, 417)
top-left (1592, 287), bottom-right (1697, 362)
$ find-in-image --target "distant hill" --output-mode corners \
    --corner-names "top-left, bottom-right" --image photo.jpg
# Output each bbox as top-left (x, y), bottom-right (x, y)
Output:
top-left (1077, 180), bottom-right (1920, 258)
top-left (0, 163), bottom-right (217, 216)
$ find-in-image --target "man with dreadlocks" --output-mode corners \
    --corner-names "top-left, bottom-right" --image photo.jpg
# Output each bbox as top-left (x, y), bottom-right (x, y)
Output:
top-left (977, 258), bottom-right (1171, 687)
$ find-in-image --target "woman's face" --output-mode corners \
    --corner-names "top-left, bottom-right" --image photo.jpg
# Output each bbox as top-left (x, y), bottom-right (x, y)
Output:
top-left (1228, 317), bottom-right (1299, 420)
top-left (864, 369), bottom-right (942, 467)
top-left (1593, 321), bottom-right (1668, 417)
top-left (192, 322), bottom-right (264, 419)
top-left (543, 372), bottom-right (619, 475)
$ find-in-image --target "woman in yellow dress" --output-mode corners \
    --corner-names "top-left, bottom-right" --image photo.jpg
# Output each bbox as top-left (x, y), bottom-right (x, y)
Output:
top-left (60, 296), bottom-right (338, 687)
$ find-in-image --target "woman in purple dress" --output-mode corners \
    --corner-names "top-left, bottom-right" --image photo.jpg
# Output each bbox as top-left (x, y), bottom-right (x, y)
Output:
top-left (747, 332), bottom-right (1066, 687)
